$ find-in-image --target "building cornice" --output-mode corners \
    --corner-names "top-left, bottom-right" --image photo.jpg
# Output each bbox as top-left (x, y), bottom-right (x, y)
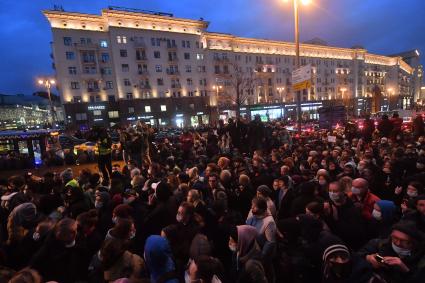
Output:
top-left (43, 9), bottom-right (209, 34)
top-left (204, 32), bottom-right (413, 74)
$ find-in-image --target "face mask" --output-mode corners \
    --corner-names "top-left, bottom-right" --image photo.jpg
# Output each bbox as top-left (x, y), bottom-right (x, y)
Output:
top-left (372, 209), bottom-right (382, 221)
top-left (407, 191), bottom-right (418, 198)
top-left (329, 192), bottom-right (341, 202)
top-left (229, 243), bottom-right (237, 252)
top-left (351, 187), bottom-right (361, 195)
top-left (330, 261), bottom-right (352, 278)
top-left (129, 231), bottom-right (136, 240)
top-left (95, 201), bottom-right (103, 209)
top-left (184, 271), bottom-right (191, 283)
top-left (112, 217), bottom-right (119, 224)
top-left (130, 180), bottom-right (135, 187)
top-left (319, 180), bottom-right (327, 186)
top-left (65, 239), bottom-right (76, 248)
top-left (33, 232), bottom-right (40, 241)
top-left (176, 214), bottom-right (183, 223)
top-left (321, 161), bottom-right (327, 167)
top-left (392, 242), bottom-right (411, 257)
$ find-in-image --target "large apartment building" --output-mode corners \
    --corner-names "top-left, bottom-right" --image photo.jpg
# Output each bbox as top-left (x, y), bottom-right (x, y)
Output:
top-left (43, 6), bottom-right (419, 127)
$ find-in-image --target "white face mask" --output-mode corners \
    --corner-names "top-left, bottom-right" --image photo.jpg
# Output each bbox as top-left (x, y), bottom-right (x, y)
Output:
top-left (229, 243), bottom-right (237, 252)
top-left (131, 180), bottom-right (135, 187)
top-left (329, 192), bottom-right (341, 202)
top-left (176, 213), bottom-right (183, 223)
top-left (129, 231), bottom-right (136, 240)
top-left (319, 180), bottom-right (326, 186)
top-left (392, 242), bottom-right (411, 257)
top-left (351, 187), bottom-right (361, 195)
top-left (65, 239), bottom-right (76, 248)
top-left (407, 191), bottom-right (418, 198)
top-left (372, 209), bottom-right (382, 221)
top-left (95, 201), bottom-right (103, 209)
top-left (112, 216), bottom-right (119, 224)
top-left (33, 232), bottom-right (40, 241)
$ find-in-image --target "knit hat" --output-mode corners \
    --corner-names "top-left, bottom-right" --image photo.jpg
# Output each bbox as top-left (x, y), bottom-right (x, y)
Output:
top-left (257, 185), bottom-right (272, 197)
top-left (322, 244), bottom-right (350, 262)
top-left (60, 168), bottom-right (73, 183)
top-left (392, 221), bottom-right (424, 242)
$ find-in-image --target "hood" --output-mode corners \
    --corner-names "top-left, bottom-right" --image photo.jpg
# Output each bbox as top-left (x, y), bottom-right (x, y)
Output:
top-left (376, 200), bottom-right (396, 223)
top-left (144, 235), bottom-right (175, 282)
top-left (237, 225), bottom-right (258, 258)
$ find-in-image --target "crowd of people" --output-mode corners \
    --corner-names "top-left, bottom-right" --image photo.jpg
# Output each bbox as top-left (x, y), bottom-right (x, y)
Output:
top-left (0, 113), bottom-right (425, 283)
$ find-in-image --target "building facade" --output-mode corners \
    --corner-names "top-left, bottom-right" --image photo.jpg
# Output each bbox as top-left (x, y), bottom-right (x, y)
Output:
top-left (43, 7), bottom-right (419, 127)
top-left (0, 94), bottom-right (63, 130)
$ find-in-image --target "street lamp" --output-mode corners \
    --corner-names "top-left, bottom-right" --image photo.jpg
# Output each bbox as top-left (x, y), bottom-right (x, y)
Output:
top-left (37, 78), bottom-right (56, 127)
top-left (283, 0), bottom-right (311, 133)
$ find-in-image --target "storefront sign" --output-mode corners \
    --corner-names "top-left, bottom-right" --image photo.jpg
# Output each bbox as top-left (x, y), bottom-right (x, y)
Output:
top-left (88, 105), bottom-right (105, 110)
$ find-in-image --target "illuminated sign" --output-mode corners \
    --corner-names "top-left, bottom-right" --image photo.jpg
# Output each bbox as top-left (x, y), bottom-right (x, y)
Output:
top-left (88, 105), bottom-right (106, 110)
top-left (196, 112), bottom-right (204, 115)
top-left (176, 114), bottom-right (184, 117)
top-left (138, 116), bottom-right (153, 119)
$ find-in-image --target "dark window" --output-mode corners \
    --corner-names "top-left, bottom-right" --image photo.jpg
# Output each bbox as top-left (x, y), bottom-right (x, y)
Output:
top-left (120, 49), bottom-right (128, 57)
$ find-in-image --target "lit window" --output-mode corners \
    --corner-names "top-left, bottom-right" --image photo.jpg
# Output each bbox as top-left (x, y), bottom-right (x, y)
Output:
top-left (108, 111), bottom-right (119, 118)
top-left (128, 107), bottom-right (134, 113)
top-left (93, 110), bottom-right (102, 116)
top-left (161, 105), bottom-right (167, 112)
top-left (100, 40), bottom-right (108, 48)
top-left (145, 106), bottom-right (151, 113)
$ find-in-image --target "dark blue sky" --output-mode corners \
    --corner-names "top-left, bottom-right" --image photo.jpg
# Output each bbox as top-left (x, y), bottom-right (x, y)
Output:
top-left (0, 0), bottom-right (424, 95)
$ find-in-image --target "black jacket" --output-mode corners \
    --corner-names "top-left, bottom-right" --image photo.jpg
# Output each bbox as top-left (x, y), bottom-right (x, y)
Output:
top-left (357, 237), bottom-right (425, 283)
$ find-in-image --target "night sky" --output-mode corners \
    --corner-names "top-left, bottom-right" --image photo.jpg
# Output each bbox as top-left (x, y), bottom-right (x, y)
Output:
top-left (0, 0), bottom-right (424, 96)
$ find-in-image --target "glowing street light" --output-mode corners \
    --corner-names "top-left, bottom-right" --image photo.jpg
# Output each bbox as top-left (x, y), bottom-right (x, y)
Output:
top-left (283, 0), bottom-right (312, 133)
top-left (36, 78), bottom-right (56, 127)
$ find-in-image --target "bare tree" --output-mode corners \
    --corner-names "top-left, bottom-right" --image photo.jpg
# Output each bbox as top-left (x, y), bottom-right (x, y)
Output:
top-left (221, 62), bottom-right (259, 119)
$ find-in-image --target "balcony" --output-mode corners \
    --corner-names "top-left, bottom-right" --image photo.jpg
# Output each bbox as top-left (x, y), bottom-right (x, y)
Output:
top-left (166, 44), bottom-right (178, 51)
top-left (87, 88), bottom-right (100, 93)
top-left (166, 69), bottom-right (180, 76)
top-left (168, 57), bottom-right (179, 62)
top-left (140, 84), bottom-right (151, 90)
top-left (171, 84), bottom-right (182, 89)
top-left (133, 41), bottom-right (146, 48)
top-left (74, 43), bottom-right (99, 50)
top-left (138, 70), bottom-right (149, 76)
top-left (136, 55), bottom-right (148, 61)
top-left (213, 57), bottom-right (229, 63)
